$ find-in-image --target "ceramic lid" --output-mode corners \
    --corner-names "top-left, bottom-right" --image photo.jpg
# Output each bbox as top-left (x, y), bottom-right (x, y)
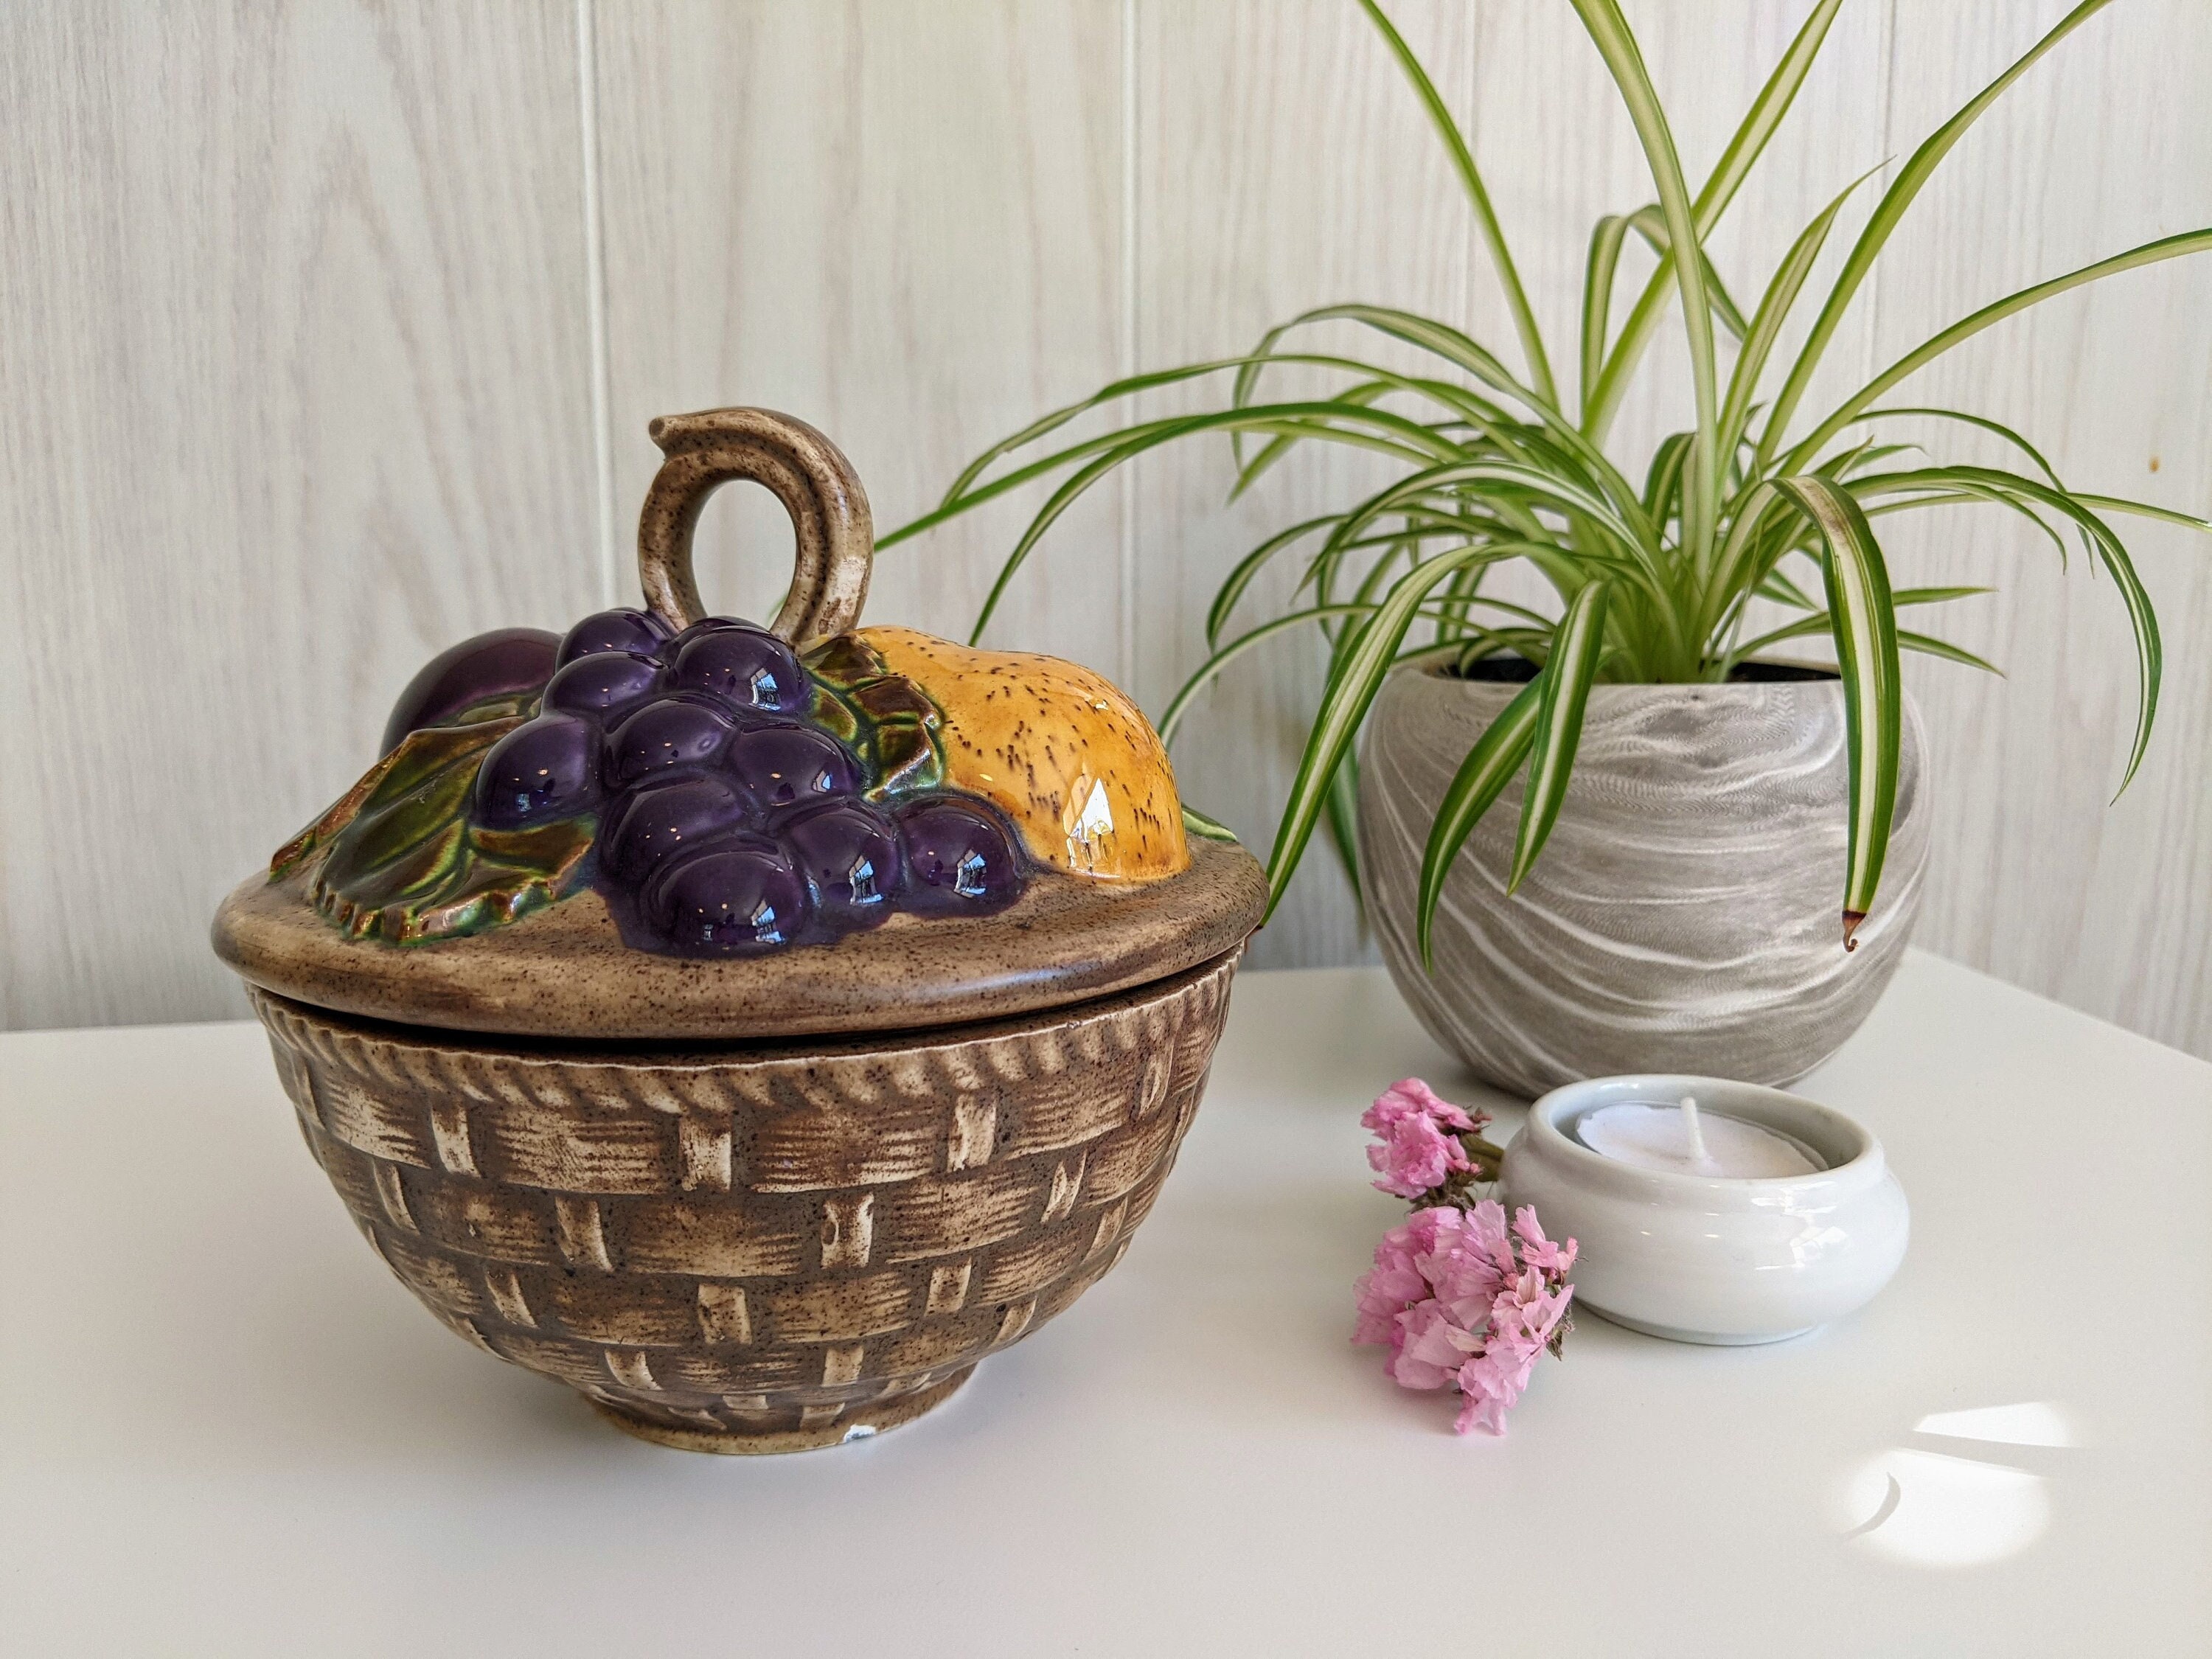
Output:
top-left (212, 408), bottom-right (1267, 1041)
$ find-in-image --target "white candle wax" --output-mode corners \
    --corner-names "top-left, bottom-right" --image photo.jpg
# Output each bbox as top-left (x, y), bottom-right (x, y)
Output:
top-left (1576, 1095), bottom-right (1820, 1178)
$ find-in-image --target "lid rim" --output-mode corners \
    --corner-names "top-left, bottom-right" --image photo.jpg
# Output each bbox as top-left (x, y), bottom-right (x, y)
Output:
top-left (213, 839), bottom-right (1267, 1043)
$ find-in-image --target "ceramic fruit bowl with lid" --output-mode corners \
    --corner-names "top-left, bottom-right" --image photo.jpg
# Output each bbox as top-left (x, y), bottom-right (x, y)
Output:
top-left (213, 407), bottom-right (1267, 1453)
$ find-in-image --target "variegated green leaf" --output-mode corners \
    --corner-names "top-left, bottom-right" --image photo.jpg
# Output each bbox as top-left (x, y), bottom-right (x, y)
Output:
top-left (1571, 0), bottom-right (1720, 566)
top-left (1264, 542), bottom-right (1507, 919)
top-left (1899, 630), bottom-right (2003, 675)
top-left (1360, 0), bottom-right (1557, 405)
top-left (1416, 677), bottom-right (1544, 968)
top-left (1584, 0), bottom-right (1844, 443)
top-left (1510, 580), bottom-right (1613, 891)
top-left (1758, 0), bottom-right (2118, 467)
top-left (1791, 229), bottom-right (2212, 470)
top-left (1773, 476), bottom-right (1899, 948)
top-left (1181, 804), bottom-right (1241, 844)
top-left (1719, 167), bottom-right (1878, 459)
top-left (1845, 463), bottom-right (2161, 790)
top-left (1582, 212), bottom-right (1636, 418)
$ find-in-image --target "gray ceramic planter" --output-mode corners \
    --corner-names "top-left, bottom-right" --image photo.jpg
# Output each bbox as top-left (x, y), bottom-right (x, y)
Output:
top-left (1357, 662), bottom-right (1930, 1096)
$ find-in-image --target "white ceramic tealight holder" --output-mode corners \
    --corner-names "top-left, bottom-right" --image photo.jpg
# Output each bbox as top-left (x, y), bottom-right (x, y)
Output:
top-left (1500, 1074), bottom-right (1909, 1345)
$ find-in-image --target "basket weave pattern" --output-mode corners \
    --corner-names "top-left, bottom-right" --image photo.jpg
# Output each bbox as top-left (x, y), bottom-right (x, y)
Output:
top-left (249, 952), bottom-right (1237, 1444)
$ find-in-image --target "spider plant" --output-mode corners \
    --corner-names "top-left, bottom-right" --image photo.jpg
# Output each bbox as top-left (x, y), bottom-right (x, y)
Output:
top-left (880, 0), bottom-right (2211, 958)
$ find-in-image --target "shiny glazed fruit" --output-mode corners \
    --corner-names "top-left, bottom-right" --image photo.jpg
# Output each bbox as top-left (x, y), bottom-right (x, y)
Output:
top-left (727, 722), bottom-right (860, 810)
top-left (645, 836), bottom-right (813, 955)
top-left (897, 796), bottom-right (1025, 914)
top-left (542, 650), bottom-right (667, 720)
top-left (605, 695), bottom-right (740, 788)
top-left (779, 799), bottom-right (901, 930)
top-left (381, 627), bottom-right (558, 755)
top-left (669, 624), bottom-right (806, 714)
top-left (666, 616), bottom-right (757, 656)
top-left (558, 607), bottom-right (672, 666)
top-left (472, 713), bottom-right (602, 830)
top-left (600, 775), bottom-right (755, 883)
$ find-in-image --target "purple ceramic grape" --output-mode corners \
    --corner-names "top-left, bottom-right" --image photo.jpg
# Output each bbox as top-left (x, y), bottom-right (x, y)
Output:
top-left (669, 623), bottom-right (806, 714)
top-left (726, 722), bottom-right (860, 810)
top-left (542, 650), bottom-right (667, 721)
top-left (600, 775), bottom-right (755, 884)
top-left (382, 627), bottom-right (559, 754)
top-left (779, 800), bottom-right (902, 931)
top-left (644, 835), bottom-right (813, 955)
top-left (605, 694), bottom-right (740, 789)
top-left (472, 713), bottom-right (602, 830)
top-left (558, 607), bottom-right (672, 667)
top-left (666, 615), bottom-right (759, 655)
top-left (897, 796), bottom-right (1026, 914)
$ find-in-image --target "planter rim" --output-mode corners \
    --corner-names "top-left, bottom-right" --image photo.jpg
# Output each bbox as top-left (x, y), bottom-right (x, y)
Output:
top-left (1405, 655), bottom-right (1843, 696)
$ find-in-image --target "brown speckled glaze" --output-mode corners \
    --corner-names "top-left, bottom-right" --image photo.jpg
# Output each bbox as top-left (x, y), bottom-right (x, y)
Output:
top-left (215, 408), bottom-right (1267, 1451)
top-left (250, 950), bottom-right (1238, 1453)
top-left (215, 838), bottom-right (1262, 1040)
top-left (637, 406), bottom-right (873, 648)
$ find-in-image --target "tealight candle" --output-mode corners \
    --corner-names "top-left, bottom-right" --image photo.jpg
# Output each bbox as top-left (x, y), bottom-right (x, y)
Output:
top-left (1576, 1094), bottom-right (1820, 1178)
top-left (1500, 1074), bottom-right (1909, 1345)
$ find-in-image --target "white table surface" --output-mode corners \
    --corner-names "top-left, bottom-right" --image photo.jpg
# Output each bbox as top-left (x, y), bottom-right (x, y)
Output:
top-left (4, 953), bottom-right (2208, 1656)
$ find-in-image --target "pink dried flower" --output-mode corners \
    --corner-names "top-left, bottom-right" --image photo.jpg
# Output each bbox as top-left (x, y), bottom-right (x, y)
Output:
top-left (1352, 1216), bottom-right (1439, 1347)
top-left (1416, 1203), bottom-right (1507, 1324)
top-left (1366, 1113), bottom-right (1468, 1198)
top-left (1390, 1298), bottom-right (1478, 1389)
top-left (1453, 1343), bottom-right (1544, 1436)
top-left (1363, 1077), bottom-right (1479, 1135)
top-left (1354, 1183), bottom-right (1575, 1436)
top-left (1360, 1079), bottom-right (1489, 1199)
top-left (1512, 1205), bottom-right (1577, 1276)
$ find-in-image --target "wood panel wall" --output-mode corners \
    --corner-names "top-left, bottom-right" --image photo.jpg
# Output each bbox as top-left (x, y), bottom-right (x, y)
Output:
top-left (6, 1), bottom-right (2209, 1058)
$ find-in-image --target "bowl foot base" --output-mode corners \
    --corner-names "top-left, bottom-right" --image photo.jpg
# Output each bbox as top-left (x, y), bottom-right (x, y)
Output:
top-left (587, 1366), bottom-right (975, 1454)
top-left (1585, 1304), bottom-right (1819, 1347)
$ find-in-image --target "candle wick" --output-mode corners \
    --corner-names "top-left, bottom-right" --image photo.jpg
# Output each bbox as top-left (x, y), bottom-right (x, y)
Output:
top-left (1680, 1095), bottom-right (1712, 1167)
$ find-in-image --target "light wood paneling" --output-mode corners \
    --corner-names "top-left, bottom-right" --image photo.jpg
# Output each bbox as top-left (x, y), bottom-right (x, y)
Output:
top-left (1128, 0), bottom-right (1482, 970)
top-left (591, 0), bottom-right (1127, 672)
top-left (1864, 0), bottom-right (2212, 1053)
top-left (8, 0), bottom-right (2212, 1060)
top-left (0, 2), bottom-right (602, 1028)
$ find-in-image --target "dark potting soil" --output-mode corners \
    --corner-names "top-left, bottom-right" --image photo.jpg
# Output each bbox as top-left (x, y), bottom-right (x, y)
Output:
top-left (1446, 655), bottom-right (1837, 684)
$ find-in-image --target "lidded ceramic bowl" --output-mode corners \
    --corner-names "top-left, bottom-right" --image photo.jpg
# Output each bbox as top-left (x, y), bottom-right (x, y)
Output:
top-left (214, 408), bottom-right (1267, 1453)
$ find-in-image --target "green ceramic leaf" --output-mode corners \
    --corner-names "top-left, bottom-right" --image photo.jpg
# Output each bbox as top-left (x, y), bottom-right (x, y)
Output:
top-left (271, 713), bottom-right (517, 880)
top-left (287, 712), bottom-right (597, 945)
top-left (801, 633), bottom-right (950, 800)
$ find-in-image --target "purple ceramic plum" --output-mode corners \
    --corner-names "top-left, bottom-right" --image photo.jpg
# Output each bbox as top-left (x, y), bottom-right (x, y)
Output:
top-left (381, 627), bottom-right (559, 754)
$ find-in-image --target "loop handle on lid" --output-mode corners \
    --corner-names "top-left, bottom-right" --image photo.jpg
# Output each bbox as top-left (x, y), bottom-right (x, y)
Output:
top-left (636, 407), bottom-right (874, 647)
